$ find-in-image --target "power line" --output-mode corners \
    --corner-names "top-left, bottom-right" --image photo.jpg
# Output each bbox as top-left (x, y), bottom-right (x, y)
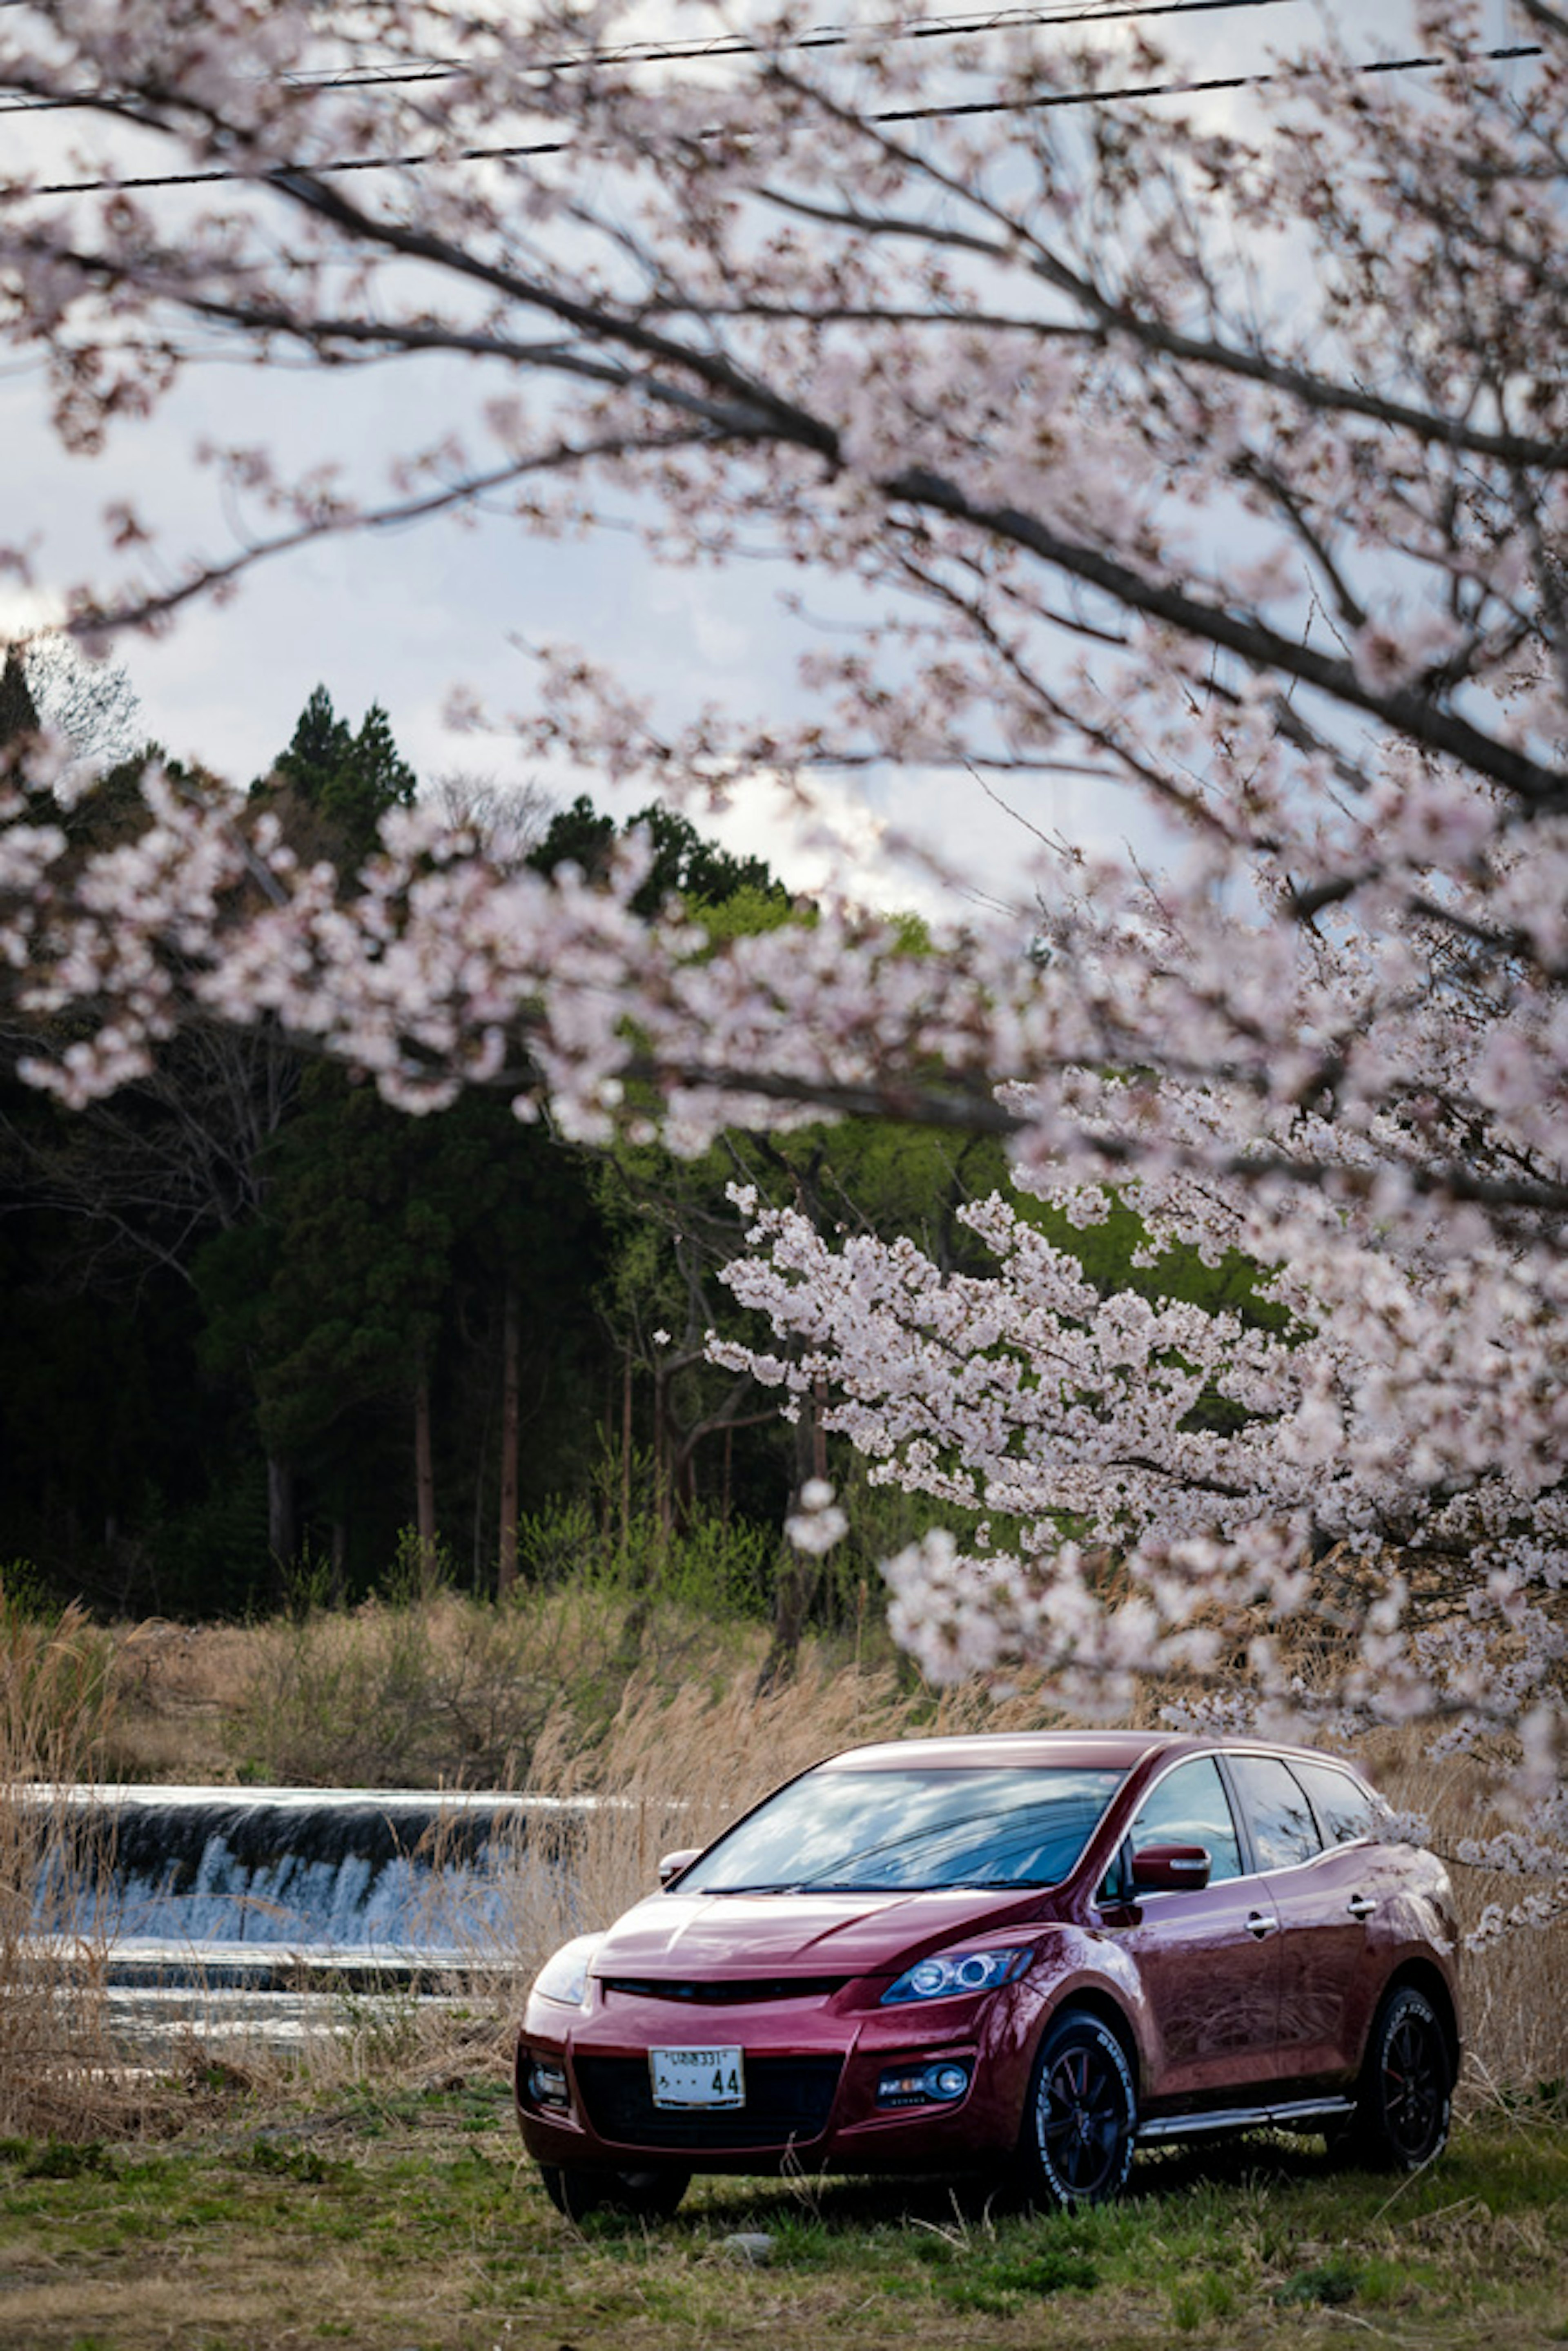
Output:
top-left (0, 1), bottom-right (1300, 115)
top-left (5, 42), bottom-right (1541, 201)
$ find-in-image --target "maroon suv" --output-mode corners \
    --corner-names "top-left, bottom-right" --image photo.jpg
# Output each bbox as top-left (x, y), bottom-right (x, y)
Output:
top-left (514, 1730), bottom-right (1460, 2216)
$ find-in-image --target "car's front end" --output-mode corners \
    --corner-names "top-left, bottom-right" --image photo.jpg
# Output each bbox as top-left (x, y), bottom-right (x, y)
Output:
top-left (514, 1896), bottom-right (1104, 2179)
top-left (514, 1738), bottom-right (1149, 2194)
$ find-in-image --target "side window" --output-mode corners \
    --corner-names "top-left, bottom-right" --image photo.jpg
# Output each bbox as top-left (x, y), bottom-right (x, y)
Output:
top-left (1127, 1757), bottom-right (1244, 1884)
top-left (1296, 1760), bottom-right (1376, 1848)
top-left (1229, 1754), bottom-right (1322, 1870)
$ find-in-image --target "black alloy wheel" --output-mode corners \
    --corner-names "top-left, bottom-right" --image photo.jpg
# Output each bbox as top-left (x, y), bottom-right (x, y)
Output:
top-left (1024, 2008), bottom-right (1138, 2208)
top-left (1346, 1985), bottom-right (1452, 2170)
top-left (538, 2162), bottom-right (691, 2221)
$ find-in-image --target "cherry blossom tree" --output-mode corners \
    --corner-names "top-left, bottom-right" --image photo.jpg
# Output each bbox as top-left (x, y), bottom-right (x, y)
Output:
top-left (0, 2), bottom-right (1564, 1915)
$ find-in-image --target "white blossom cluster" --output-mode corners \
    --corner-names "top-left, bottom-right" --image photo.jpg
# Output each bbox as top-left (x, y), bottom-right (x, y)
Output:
top-left (1, 3), bottom-right (1566, 1919)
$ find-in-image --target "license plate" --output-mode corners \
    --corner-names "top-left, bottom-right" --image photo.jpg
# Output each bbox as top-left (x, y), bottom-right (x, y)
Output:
top-left (649, 2046), bottom-right (745, 2109)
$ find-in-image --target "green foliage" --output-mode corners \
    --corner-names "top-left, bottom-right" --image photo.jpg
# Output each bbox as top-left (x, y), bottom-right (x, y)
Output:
top-left (514, 1487), bottom-right (777, 1620)
top-left (0, 1560), bottom-right (61, 1626)
top-left (1013, 1185), bottom-right (1296, 1333)
top-left (688, 881), bottom-right (802, 947)
top-left (941, 2243), bottom-right (1100, 2312)
top-left (266, 684), bottom-right (416, 866)
top-left (1275, 2257), bottom-right (1362, 2307)
top-left (241, 2143), bottom-right (356, 2188)
top-left (19, 2140), bottom-right (114, 2182)
top-left (529, 792), bottom-right (788, 918)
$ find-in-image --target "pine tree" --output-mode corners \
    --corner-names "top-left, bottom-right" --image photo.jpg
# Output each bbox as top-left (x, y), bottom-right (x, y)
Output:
top-left (267, 685), bottom-right (417, 867)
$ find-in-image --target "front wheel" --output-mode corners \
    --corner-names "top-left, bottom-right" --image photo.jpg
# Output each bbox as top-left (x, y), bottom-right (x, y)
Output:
top-left (538, 2163), bottom-right (691, 2222)
top-left (1021, 2008), bottom-right (1138, 2209)
top-left (1337, 1985), bottom-right (1452, 2172)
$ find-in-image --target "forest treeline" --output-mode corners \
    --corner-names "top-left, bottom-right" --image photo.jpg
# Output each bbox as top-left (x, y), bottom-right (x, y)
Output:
top-left (0, 653), bottom-right (1276, 1636)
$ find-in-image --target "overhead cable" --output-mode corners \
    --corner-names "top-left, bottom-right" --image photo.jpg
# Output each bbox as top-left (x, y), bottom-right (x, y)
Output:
top-left (0, 1), bottom-right (1302, 113)
top-left (4, 40), bottom-right (1541, 200)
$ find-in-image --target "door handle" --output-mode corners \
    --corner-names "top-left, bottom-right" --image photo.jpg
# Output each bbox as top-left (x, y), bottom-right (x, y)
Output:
top-left (1246, 1911), bottom-right (1279, 1939)
top-left (1346, 1894), bottom-right (1377, 1920)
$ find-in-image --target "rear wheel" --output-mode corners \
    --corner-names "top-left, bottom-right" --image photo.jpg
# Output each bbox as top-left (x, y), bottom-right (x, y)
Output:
top-left (538, 2163), bottom-right (691, 2222)
top-left (1337, 1986), bottom-right (1451, 2171)
top-left (1021, 2008), bottom-right (1138, 2209)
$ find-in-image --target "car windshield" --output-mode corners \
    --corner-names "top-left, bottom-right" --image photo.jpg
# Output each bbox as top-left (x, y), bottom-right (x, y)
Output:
top-left (676, 1766), bottom-right (1127, 1895)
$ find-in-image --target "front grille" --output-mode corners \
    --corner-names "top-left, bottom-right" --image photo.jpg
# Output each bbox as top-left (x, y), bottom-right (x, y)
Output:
top-left (600, 1976), bottom-right (848, 2006)
top-left (574, 2054), bottom-right (843, 2150)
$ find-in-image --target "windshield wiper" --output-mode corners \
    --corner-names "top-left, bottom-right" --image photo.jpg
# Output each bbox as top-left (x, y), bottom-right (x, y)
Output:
top-left (703, 1881), bottom-right (815, 1894)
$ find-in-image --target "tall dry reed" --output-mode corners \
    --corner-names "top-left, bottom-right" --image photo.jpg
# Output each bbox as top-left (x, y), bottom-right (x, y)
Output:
top-left (1365, 1732), bottom-right (1568, 2103)
top-left (0, 1594), bottom-right (125, 2136)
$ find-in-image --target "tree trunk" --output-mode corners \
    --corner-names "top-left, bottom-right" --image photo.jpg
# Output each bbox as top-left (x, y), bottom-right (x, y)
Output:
top-left (266, 1454), bottom-right (296, 1574)
top-left (620, 1348), bottom-right (633, 1546)
top-left (756, 1382), bottom-right (828, 1695)
top-left (654, 1369), bottom-right (673, 1538)
top-left (497, 1275), bottom-right (520, 1600)
top-left (756, 1556), bottom-right (821, 1697)
top-left (414, 1367), bottom-right (437, 1588)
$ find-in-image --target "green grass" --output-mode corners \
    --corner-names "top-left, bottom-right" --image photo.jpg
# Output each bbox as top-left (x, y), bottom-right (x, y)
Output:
top-left (0, 2088), bottom-right (1564, 2350)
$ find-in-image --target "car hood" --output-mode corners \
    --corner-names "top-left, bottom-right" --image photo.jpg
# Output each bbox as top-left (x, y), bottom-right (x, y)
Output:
top-left (592, 1883), bottom-right (1063, 1979)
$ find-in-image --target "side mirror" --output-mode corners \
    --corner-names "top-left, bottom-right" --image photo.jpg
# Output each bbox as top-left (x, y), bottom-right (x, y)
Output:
top-left (1129, 1842), bottom-right (1212, 1894)
top-left (657, 1847), bottom-right (701, 1887)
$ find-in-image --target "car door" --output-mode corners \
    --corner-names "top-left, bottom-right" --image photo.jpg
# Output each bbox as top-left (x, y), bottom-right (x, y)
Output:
top-left (1224, 1752), bottom-right (1377, 2086)
top-left (1109, 1754), bottom-right (1283, 2101)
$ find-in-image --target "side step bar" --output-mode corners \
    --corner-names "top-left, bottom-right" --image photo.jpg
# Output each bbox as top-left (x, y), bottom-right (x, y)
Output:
top-left (1138, 2095), bottom-right (1357, 2145)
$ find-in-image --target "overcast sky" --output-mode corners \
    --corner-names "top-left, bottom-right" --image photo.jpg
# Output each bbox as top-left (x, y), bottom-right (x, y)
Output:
top-left (0, 1), bottom-right (1526, 914)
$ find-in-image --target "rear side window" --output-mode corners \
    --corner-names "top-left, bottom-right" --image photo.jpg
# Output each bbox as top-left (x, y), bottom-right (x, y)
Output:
top-left (1229, 1754), bottom-right (1322, 1870)
top-left (1127, 1756), bottom-right (1244, 1883)
top-left (1296, 1760), bottom-right (1376, 1847)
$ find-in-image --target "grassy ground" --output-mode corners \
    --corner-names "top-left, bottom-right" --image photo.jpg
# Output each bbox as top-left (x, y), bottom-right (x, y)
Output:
top-left (2, 2079), bottom-right (1565, 2351)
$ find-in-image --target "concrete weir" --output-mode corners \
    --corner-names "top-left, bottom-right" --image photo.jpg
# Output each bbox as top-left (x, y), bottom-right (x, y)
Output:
top-left (34, 1783), bottom-right (593, 1989)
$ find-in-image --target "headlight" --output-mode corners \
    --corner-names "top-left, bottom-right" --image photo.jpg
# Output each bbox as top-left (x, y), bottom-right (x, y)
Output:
top-left (532, 1932), bottom-right (604, 2008)
top-left (881, 1945), bottom-right (1031, 2005)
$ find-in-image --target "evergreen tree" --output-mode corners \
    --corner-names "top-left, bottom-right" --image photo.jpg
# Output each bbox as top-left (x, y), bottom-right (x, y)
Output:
top-left (526, 792), bottom-right (617, 884)
top-left (264, 685), bottom-right (417, 867)
top-left (528, 792), bottom-right (788, 918)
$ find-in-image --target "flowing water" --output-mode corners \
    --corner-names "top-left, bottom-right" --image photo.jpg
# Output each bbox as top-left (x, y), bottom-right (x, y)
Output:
top-left (34, 1783), bottom-right (593, 2052)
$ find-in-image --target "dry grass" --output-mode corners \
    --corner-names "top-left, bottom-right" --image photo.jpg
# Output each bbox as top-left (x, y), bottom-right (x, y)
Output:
top-left (126, 1587), bottom-right (769, 1789)
top-left (105, 1618), bottom-right (257, 1783)
top-left (0, 1595), bottom-right (124, 2136)
top-left (1363, 1730), bottom-right (1568, 2104)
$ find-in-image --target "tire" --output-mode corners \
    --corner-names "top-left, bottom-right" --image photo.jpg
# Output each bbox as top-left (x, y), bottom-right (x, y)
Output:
top-left (1021, 2008), bottom-right (1138, 2209)
top-left (538, 2162), bottom-right (691, 2222)
top-left (1339, 1985), bottom-right (1452, 2171)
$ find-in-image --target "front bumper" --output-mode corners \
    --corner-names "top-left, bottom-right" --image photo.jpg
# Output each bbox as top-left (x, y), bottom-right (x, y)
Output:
top-left (514, 1980), bottom-right (1029, 2177)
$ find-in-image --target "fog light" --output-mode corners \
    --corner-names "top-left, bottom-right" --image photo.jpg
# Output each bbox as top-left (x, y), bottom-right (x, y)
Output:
top-left (876, 2059), bottom-right (972, 2108)
top-left (527, 2059), bottom-right (570, 2110)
